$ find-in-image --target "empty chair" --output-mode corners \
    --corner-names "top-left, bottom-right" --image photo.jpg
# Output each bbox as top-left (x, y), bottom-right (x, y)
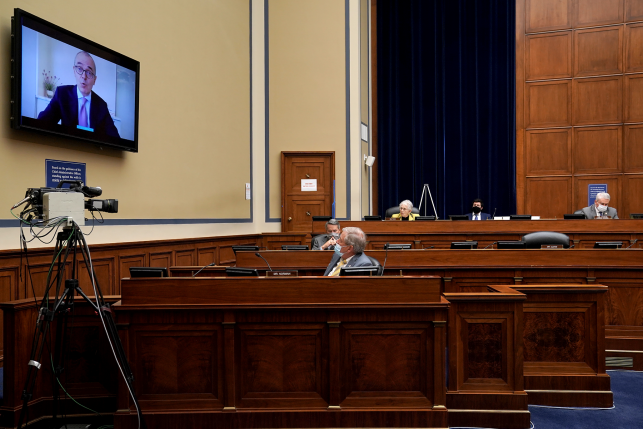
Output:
top-left (521, 231), bottom-right (570, 249)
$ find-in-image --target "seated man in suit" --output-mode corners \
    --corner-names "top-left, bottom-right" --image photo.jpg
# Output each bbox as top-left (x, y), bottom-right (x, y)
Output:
top-left (311, 219), bottom-right (341, 250)
top-left (467, 198), bottom-right (491, 220)
top-left (37, 51), bottom-right (120, 139)
top-left (580, 192), bottom-right (619, 219)
top-left (324, 227), bottom-right (373, 276)
top-left (391, 200), bottom-right (419, 221)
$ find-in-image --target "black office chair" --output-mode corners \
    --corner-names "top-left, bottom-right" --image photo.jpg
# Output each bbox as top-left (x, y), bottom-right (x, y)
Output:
top-left (367, 255), bottom-right (384, 276)
top-left (384, 206), bottom-right (420, 218)
top-left (521, 231), bottom-right (570, 249)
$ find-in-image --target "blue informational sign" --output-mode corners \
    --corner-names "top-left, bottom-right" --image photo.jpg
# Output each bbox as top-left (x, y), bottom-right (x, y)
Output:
top-left (588, 184), bottom-right (608, 207)
top-left (46, 159), bottom-right (86, 188)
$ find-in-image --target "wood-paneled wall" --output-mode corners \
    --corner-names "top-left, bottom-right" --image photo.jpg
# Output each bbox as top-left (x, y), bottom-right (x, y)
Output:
top-left (517, 0), bottom-right (643, 218)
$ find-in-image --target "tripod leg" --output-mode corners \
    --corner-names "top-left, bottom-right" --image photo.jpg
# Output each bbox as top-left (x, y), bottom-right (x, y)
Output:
top-left (51, 285), bottom-right (74, 428)
top-left (17, 308), bottom-right (53, 429)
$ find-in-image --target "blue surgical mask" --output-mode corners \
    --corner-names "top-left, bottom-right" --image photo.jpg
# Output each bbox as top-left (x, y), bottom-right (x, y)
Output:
top-left (334, 244), bottom-right (342, 255)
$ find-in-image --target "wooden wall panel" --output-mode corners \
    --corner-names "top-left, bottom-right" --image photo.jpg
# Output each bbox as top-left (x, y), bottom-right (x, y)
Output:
top-left (150, 252), bottom-right (172, 268)
top-left (79, 257), bottom-right (115, 296)
top-left (526, 81), bottom-right (572, 128)
top-left (622, 175), bottom-right (643, 215)
top-left (119, 254), bottom-right (146, 283)
top-left (526, 129), bottom-right (572, 175)
top-left (573, 0), bottom-right (624, 27)
top-left (574, 175), bottom-right (621, 215)
top-left (526, 0), bottom-right (572, 33)
top-left (625, 0), bottom-right (643, 21)
top-left (525, 177), bottom-right (572, 218)
top-left (573, 76), bottom-right (622, 125)
top-left (624, 124), bottom-right (643, 171)
top-left (526, 32), bottom-right (572, 80)
top-left (625, 23), bottom-right (643, 72)
top-left (573, 126), bottom-right (622, 173)
top-left (624, 73), bottom-right (643, 122)
top-left (197, 247), bottom-right (217, 266)
top-left (519, 0), bottom-right (643, 219)
top-left (574, 26), bottom-right (622, 77)
top-left (176, 250), bottom-right (196, 266)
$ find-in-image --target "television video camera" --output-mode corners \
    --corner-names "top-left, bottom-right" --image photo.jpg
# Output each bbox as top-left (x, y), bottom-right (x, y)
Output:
top-left (13, 180), bottom-right (118, 226)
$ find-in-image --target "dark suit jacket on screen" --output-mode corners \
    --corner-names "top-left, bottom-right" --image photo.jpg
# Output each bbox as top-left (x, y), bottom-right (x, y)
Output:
top-left (311, 234), bottom-right (335, 251)
top-left (37, 85), bottom-right (120, 138)
top-left (467, 212), bottom-right (491, 220)
top-left (323, 252), bottom-right (373, 276)
top-left (580, 205), bottom-right (619, 219)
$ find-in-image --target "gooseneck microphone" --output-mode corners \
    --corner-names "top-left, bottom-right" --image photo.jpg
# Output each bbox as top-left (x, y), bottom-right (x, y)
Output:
top-left (482, 241), bottom-right (497, 250)
top-left (492, 208), bottom-right (497, 219)
top-left (255, 252), bottom-right (273, 271)
top-left (625, 239), bottom-right (638, 249)
top-left (381, 243), bottom-right (390, 276)
top-left (192, 262), bottom-right (216, 277)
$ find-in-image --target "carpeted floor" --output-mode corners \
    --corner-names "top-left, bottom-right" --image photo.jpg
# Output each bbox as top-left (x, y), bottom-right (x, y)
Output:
top-left (527, 370), bottom-right (643, 429)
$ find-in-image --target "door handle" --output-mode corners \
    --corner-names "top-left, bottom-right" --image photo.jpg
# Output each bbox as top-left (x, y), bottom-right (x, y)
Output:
top-left (306, 212), bottom-right (311, 216)
top-left (288, 217), bottom-right (292, 221)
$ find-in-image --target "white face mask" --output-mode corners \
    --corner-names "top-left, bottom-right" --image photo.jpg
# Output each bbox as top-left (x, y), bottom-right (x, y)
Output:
top-left (596, 204), bottom-right (608, 213)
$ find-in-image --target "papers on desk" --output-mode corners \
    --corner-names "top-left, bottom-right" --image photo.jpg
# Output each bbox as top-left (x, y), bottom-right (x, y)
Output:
top-left (494, 216), bottom-right (541, 220)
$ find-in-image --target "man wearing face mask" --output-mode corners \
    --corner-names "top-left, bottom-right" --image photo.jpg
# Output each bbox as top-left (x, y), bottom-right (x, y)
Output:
top-left (580, 193), bottom-right (619, 219)
top-left (311, 219), bottom-right (341, 250)
top-left (466, 199), bottom-right (491, 220)
top-left (324, 227), bottom-right (374, 276)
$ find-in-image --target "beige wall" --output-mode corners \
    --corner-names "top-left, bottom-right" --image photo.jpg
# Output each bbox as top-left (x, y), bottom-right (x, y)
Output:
top-left (268, 0), bottom-right (347, 219)
top-left (360, 0), bottom-right (370, 215)
top-left (0, 0), bottom-right (369, 250)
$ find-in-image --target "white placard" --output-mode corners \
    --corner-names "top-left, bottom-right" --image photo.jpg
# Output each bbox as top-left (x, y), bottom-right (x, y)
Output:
top-left (301, 179), bottom-right (317, 192)
top-left (245, 183), bottom-right (251, 200)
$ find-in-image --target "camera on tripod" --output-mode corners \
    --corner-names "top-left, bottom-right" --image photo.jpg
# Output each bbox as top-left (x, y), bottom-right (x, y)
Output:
top-left (14, 180), bottom-right (118, 226)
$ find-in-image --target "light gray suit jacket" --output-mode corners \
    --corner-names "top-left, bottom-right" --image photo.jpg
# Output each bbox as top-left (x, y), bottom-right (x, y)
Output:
top-left (580, 205), bottom-right (619, 219)
top-left (323, 252), bottom-right (374, 276)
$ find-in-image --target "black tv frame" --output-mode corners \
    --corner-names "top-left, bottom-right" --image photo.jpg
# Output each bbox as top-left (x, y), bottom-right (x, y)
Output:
top-left (496, 241), bottom-right (527, 249)
top-left (564, 214), bottom-right (586, 219)
top-left (451, 241), bottom-right (478, 249)
top-left (416, 216), bottom-right (436, 220)
top-left (340, 266), bottom-right (381, 276)
top-left (232, 246), bottom-right (260, 255)
top-left (510, 215), bottom-right (532, 220)
top-left (449, 215), bottom-right (469, 221)
top-left (129, 267), bottom-right (168, 278)
top-left (384, 243), bottom-right (412, 250)
top-left (363, 215), bottom-right (382, 221)
top-left (630, 213), bottom-right (643, 219)
top-left (281, 245), bottom-right (309, 251)
top-left (594, 241), bottom-right (623, 249)
top-left (225, 267), bottom-right (259, 277)
top-left (11, 8), bottom-right (140, 152)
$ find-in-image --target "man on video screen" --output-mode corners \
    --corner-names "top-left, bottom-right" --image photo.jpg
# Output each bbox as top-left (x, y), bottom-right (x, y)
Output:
top-left (37, 51), bottom-right (120, 138)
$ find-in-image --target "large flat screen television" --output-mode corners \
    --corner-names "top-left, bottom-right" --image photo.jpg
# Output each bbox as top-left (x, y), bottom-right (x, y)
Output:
top-left (11, 9), bottom-right (140, 152)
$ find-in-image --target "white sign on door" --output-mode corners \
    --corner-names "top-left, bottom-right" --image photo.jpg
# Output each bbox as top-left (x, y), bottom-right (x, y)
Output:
top-left (301, 179), bottom-right (317, 192)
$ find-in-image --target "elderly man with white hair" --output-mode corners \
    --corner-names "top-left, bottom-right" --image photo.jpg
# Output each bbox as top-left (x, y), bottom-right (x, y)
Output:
top-left (390, 200), bottom-right (419, 221)
top-left (580, 192), bottom-right (619, 219)
top-left (323, 227), bottom-right (375, 276)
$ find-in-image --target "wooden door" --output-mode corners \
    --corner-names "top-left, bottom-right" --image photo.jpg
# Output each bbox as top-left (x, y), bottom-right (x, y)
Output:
top-left (281, 152), bottom-right (335, 232)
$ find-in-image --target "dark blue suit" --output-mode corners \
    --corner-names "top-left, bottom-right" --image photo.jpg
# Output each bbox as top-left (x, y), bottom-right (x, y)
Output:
top-left (37, 85), bottom-right (120, 138)
top-left (467, 212), bottom-right (491, 220)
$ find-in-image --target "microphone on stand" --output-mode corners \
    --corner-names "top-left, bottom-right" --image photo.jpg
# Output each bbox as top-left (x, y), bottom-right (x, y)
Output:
top-left (625, 239), bottom-right (638, 249)
top-left (491, 208), bottom-right (497, 219)
top-left (255, 252), bottom-right (273, 271)
top-left (482, 241), bottom-right (497, 250)
top-left (192, 262), bottom-right (216, 277)
top-left (381, 243), bottom-right (390, 276)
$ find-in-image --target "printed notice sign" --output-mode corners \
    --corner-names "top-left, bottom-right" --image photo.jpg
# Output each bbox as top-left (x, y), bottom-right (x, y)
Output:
top-left (301, 179), bottom-right (317, 192)
top-left (46, 159), bottom-right (86, 188)
top-left (588, 184), bottom-right (607, 207)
